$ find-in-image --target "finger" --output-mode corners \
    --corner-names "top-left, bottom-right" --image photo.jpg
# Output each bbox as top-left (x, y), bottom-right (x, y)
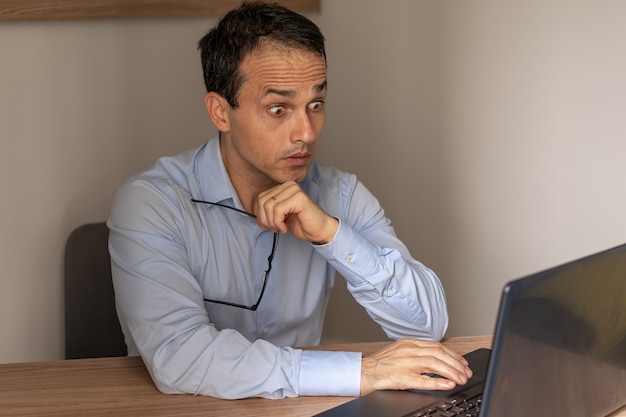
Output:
top-left (409, 340), bottom-right (472, 380)
top-left (255, 193), bottom-right (277, 232)
top-left (254, 195), bottom-right (271, 230)
top-left (413, 350), bottom-right (470, 381)
top-left (258, 183), bottom-right (300, 233)
top-left (417, 354), bottom-right (473, 386)
top-left (416, 373), bottom-right (458, 391)
top-left (418, 359), bottom-right (472, 387)
top-left (412, 339), bottom-right (469, 366)
top-left (261, 194), bottom-right (279, 230)
top-left (256, 192), bottom-right (284, 232)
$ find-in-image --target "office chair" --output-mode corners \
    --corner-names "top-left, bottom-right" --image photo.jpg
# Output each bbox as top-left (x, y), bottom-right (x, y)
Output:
top-left (64, 222), bottom-right (127, 359)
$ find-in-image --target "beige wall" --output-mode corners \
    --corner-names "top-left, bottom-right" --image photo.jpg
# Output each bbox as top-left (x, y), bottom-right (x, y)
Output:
top-left (2, 0), bottom-right (626, 363)
top-left (318, 1), bottom-right (443, 343)
top-left (438, 0), bottom-right (626, 336)
top-left (0, 17), bottom-right (218, 362)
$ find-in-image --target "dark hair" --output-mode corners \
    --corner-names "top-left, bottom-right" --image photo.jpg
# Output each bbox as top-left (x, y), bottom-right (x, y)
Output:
top-left (197, 1), bottom-right (326, 108)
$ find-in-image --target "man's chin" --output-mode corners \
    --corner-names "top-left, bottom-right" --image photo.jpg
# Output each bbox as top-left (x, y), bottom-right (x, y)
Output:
top-left (277, 166), bottom-right (309, 184)
top-left (277, 175), bottom-right (307, 185)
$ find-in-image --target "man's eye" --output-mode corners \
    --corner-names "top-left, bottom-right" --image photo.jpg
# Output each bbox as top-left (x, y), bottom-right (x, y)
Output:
top-left (268, 105), bottom-right (286, 116)
top-left (308, 101), bottom-right (324, 111)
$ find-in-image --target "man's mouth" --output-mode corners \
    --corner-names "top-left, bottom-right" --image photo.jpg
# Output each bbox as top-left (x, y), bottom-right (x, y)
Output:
top-left (284, 152), bottom-right (311, 166)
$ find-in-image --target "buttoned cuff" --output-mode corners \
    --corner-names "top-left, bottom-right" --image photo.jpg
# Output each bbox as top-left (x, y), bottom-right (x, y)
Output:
top-left (298, 350), bottom-right (361, 396)
top-left (312, 220), bottom-right (379, 282)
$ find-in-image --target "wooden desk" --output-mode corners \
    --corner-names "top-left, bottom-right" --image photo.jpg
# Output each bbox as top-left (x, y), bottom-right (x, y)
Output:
top-left (0, 336), bottom-right (624, 417)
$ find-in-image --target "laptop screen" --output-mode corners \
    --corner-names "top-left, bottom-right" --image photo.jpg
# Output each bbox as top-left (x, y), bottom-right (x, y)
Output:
top-left (482, 244), bottom-right (626, 417)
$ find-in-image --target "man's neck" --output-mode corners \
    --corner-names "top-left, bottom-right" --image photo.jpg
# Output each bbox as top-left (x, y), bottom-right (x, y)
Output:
top-left (219, 136), bottom-right (276, 215)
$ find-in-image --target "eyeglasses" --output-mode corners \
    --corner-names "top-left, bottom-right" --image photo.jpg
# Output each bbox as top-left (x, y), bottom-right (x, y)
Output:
top-left (191, 198), bottom-right (278, 311)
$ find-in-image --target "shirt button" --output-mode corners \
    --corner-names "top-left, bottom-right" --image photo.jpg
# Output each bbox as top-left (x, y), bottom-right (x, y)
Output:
top-left (263, 327), bottom-right (270, 334)
top-left (386, 289), bottom-right (394, 297)
top-left (346, 253), bottom-right (355, 262)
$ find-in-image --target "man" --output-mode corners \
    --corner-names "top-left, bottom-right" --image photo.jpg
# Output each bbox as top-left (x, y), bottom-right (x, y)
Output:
top-left (108, 1), bottom-right (472, 400)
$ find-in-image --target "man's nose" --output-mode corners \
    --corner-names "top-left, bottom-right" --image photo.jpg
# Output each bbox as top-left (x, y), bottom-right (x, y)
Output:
top-left (291, 110), bottom-right (316, 144)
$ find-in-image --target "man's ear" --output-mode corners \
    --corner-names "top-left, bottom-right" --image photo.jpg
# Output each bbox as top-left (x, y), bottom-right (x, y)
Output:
top-left (205, 92), bottom-right (231, 132)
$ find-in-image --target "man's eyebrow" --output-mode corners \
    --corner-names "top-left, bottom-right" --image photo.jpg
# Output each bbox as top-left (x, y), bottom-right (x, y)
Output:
top-left (313, 80), bottom-right (328, 94)
top-left (263, 80), bottom-right (328, 98)
top-left (264, 88), bottom-right (295, 98)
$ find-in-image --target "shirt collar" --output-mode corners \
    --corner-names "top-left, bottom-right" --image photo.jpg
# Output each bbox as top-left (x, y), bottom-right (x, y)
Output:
top-left (195, 134), bottom-right (241, 208)
top-left (195, 133), bottom-right (318, 211)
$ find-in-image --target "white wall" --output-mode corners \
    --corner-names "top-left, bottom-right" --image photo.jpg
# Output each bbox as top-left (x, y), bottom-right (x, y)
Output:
top-left (2, 0), bottom-right (626, 363)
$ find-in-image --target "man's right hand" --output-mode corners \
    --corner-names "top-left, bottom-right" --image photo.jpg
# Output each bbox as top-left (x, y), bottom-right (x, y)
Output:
top-left (360, 339), bottom-right (473, 396)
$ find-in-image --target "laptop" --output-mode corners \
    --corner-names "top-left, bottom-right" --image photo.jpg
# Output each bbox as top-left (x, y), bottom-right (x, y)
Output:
top-left (315, 243), bottom-right (626, 417)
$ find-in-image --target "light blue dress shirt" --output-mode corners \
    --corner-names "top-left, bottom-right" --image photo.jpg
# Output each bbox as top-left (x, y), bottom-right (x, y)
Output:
top-left (108, 135), bottom-right (448, 399)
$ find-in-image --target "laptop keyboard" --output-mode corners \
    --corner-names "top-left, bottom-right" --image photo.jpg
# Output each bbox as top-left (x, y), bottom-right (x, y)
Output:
top-left (401, 383), bottom-right (483, 417)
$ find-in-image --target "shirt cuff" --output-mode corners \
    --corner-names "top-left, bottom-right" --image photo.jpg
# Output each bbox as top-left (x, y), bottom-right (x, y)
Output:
top-left (313, 220), bottom-right (379, 282)
top-left (299, 350), bottom-right (362, 396)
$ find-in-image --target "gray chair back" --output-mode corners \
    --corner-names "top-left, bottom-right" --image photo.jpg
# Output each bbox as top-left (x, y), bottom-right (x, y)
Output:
top-left (64, 222), bottom-right (127, 359)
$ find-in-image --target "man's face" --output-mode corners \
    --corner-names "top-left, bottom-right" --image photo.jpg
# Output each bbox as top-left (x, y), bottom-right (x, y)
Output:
top-left (220, 44), bottom-right (327, 188)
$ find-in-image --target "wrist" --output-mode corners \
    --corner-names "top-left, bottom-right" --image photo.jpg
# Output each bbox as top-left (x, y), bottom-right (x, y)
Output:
top-left (360, 355), bottom-right (377, 396)
top-left (313, 217), bottom-right (339, 245)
